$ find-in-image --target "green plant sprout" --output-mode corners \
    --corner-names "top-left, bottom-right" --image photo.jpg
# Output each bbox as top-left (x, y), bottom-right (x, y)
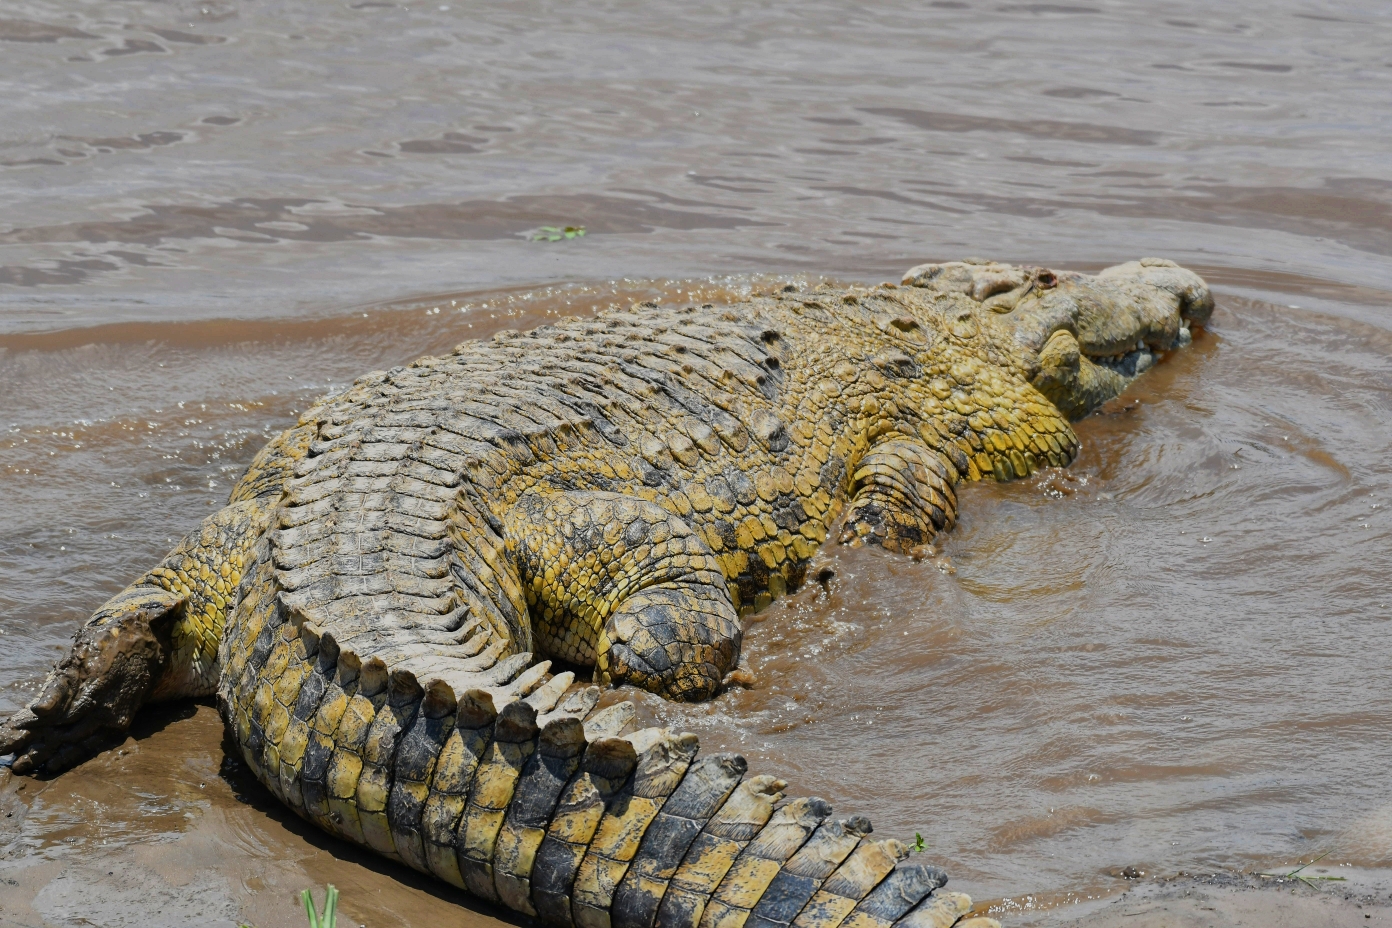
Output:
top-left (302, 884), bottom-right (339, 928)
top-left (1259, 850), bottom-right (1348, 887)
top-left (909, 832), bottom-right (927, 853)
top-left (531, 225), bottom-right (586, 241)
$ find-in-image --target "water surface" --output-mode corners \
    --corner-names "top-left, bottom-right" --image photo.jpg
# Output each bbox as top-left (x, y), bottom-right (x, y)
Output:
top-left (2, 1), bottom-right (1391, 925)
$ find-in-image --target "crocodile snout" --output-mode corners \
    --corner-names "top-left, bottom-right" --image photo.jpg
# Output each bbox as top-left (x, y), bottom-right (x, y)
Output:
top-left (903, 257), bottom-right (1211, 420)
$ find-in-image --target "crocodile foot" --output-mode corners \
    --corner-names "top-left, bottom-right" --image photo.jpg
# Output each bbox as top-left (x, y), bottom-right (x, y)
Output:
top-left (0, 588), bottom-right (180, 776)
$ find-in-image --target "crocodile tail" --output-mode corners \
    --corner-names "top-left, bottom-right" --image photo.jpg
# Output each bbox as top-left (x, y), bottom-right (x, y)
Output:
top-left (219, 543), bottom-right (994, 928)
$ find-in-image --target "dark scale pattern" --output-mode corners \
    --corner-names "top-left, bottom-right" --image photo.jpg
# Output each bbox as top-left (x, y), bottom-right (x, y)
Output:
top-left (2, 260), bottom-right (1216, 928)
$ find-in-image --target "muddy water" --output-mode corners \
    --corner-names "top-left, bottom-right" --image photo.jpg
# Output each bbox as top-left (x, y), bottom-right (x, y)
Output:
top-left (3, 0), bottom-right (1392, 925)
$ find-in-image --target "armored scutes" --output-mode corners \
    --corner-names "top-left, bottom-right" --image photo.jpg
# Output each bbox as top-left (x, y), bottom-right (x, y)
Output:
top-left (1, 259), bottom-right (1212, 928)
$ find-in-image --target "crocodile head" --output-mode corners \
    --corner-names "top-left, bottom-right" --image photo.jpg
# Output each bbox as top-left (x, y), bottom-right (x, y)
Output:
top-left (902, 258), bottom-right (1213, 420)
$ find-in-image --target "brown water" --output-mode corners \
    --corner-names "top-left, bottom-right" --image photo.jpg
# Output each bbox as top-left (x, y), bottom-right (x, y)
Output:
top-left (3, 0), bottom-right (1392, 925)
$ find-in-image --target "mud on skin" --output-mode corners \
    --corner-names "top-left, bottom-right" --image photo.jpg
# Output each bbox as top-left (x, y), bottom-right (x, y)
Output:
top-left (0, 259), bottom-right (1211, 928)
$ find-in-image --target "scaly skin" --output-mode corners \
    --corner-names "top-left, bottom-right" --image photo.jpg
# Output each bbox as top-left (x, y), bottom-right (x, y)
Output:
top-left (1, 258), bottom-right (1213, 928)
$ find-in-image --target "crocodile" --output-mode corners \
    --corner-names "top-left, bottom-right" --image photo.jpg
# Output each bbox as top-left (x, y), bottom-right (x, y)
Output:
top-left (0, 258), bottom-right (1212, 928)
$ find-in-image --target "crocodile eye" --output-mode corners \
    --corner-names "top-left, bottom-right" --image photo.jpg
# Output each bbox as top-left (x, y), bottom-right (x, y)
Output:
top-left (949, 307), bottom-right (978, 340)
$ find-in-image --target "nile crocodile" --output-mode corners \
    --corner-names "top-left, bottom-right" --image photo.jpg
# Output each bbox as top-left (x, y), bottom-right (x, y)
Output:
top-left (0, 258), bottom-right (1212, 928)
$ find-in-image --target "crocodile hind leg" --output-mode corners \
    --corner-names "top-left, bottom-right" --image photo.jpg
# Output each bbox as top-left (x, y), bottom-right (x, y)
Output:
top-left (0, 497), bottom-right (273, 775)
top-left (838, 438), bottom-right (960, 555)
top-left (506, 491), bottom-right (743, 702)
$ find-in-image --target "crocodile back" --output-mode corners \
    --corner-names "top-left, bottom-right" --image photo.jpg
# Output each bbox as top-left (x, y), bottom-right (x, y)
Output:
top-left (266, 300), bottom-right (795, 697)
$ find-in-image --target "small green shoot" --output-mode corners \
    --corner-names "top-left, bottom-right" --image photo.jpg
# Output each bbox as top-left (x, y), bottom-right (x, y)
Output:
top-left (909, 832), bottom-right (927, 853)
top-left (531, 225), bottom-right (586, 242)
top-left (1285, 850), bottom-right (1331, 878)
top-left (1259, 851), bottom-right (1348, 887)
top-left (301, 884), bottom-right (339, 928)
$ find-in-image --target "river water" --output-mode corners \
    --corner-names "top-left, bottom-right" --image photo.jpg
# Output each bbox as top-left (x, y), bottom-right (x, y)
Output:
top-left (2, 1), bottom-right (1391, 925)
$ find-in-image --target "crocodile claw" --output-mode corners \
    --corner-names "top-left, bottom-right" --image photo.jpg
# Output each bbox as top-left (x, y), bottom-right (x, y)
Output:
top-left (0, 682), bottom-right (120, 777)
top-left (0, 715), bottom-right (32, 760)
top-left (1, 588), bottom-right (179, 776)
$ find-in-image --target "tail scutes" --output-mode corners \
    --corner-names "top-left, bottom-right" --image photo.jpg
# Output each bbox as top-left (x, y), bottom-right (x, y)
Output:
top-left (222, 573), bottom-right (988, 928)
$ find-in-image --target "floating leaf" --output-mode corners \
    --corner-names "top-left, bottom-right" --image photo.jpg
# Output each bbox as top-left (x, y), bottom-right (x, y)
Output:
top-left (531, 225), bottom-right (586, 242)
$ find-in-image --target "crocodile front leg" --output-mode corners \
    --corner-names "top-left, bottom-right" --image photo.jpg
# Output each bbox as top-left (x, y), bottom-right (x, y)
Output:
top-left (0, 497), bottom-right (273, 774)
top-left (506, 491), bottom-right (744, 702)
top-left (838, 438), bottom-right (960, 555)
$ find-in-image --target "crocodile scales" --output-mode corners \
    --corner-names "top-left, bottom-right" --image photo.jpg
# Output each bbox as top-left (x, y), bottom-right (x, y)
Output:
top-left (0, 258), bottom-right (1213, 928)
